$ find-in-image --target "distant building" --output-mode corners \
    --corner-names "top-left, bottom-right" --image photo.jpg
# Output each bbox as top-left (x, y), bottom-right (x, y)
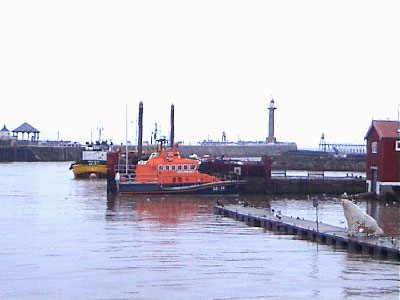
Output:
top-left (12, 122), bottom-right (40, 141)
top-left (0, 125), bottom-right (17, 146)
top-left (0, 125), bottom-right (11, 140)
top-left (365, 120), bottom-right (400, 198)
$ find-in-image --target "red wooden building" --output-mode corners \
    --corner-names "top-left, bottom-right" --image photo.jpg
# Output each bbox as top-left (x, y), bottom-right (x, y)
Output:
top-left (365, 120), bottom-right (400, 198)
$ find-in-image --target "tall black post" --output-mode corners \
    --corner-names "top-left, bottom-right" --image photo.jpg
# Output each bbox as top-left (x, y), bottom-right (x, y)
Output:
top-left (138, 101), bottom-right (143, 157)
top-left (170, 103), bottom-right (175, 148)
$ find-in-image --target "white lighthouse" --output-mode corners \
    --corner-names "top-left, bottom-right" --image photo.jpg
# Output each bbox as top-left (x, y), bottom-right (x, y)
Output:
top-left (267, 99), bottom-right (277, 143)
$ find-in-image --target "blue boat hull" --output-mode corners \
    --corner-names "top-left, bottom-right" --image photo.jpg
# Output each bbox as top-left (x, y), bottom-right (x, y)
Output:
top-left (118, 180), bottom-right (246, 195)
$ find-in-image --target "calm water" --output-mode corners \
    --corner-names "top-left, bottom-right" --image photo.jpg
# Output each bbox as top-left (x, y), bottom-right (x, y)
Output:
top-left (0, 162), bottom-right (399, 300)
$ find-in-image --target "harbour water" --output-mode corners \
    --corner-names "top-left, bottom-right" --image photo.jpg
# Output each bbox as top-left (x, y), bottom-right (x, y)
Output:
top-left (0, 162), bottom-right (399, 299)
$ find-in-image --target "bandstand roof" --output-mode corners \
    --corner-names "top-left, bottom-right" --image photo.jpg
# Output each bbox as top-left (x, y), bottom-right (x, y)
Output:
top-left (1, 125), bottom-right (9, 132)
top-left (12, 122), bottom-right (40, 133)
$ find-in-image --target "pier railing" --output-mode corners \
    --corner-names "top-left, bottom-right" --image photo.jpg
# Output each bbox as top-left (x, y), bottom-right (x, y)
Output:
top-left (319, 142), bottom-right (366, 154)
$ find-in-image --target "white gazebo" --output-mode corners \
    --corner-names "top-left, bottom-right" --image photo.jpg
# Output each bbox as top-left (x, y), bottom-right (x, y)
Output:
top-left (12, 122), bottom-right (40, 141)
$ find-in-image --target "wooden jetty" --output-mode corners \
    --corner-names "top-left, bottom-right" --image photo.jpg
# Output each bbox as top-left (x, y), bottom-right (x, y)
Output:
top-left (214, 205), bottom-right (400, 261)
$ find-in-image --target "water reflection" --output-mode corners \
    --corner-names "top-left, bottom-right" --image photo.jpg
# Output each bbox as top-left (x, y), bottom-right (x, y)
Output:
top-left (107, 194), bottom-right (221, 226)
top-left (367, 201), bottom-right (400, 237)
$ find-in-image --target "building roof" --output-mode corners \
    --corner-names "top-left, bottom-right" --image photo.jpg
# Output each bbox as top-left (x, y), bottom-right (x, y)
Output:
top-left (1, 125), bottom-right (9, 132)
top-left (365, 120), bottom-right (399, 139)
top-left (12, 122), bottom-right (40, 133)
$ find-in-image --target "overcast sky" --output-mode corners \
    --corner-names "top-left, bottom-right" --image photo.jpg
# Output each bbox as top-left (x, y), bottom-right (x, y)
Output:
top-left (1, 0), bottom-right (399, 149)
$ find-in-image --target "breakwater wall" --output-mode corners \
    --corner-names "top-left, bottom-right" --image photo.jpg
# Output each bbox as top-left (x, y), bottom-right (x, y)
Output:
top-left (242, 177), bottom-right (366, 195)
top-left (0, 146), bottom-right (83, 162)
top-left (272, 151), bottom-right (365, 172)
top-left (179, 143), bottom-right (297, 157)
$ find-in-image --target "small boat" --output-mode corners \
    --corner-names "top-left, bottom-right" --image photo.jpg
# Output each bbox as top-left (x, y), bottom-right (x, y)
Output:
top-left (70, 142), bottom-right (110, 179)
top-left (107, 141), bottom-right (246, 195)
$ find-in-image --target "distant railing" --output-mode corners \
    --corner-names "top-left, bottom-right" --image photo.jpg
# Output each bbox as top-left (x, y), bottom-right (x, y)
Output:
top-left (319, 142), bottom-right (366, 154)
top-left (13, 140), bottom-right (83, 147)
top-left (271, 170), bottom-right (365, 179)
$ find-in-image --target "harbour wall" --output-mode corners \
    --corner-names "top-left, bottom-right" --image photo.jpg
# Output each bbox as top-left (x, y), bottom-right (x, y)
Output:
top-left (242, 177), bottom-right (366, 195)
top-left (179, 143), bottom-right (297, 158)
top-left (0, 146), bottom-right (83, 162)
top-left (271, 151), bottom-right (365, 172)
top-left (0, 145), bottom-right (366, 173)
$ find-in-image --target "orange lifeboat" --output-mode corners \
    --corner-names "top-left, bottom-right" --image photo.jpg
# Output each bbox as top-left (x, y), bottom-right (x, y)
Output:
top-left (110, 142), bottom-right (246, 195)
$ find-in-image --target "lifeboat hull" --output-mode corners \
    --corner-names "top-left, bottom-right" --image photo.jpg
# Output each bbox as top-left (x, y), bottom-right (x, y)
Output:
top-left (118, 180), bottom-right (246, 195)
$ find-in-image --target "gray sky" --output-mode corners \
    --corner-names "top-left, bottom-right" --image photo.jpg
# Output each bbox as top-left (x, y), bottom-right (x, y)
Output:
top-left (1, 0), bottom-right (399, 148)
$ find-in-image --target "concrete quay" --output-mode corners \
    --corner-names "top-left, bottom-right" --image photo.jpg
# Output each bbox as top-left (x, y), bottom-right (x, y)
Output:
top-left (267, 177), bottom-right (366, 195)
top-left (239, 176), bottom-right (365, 195)
top-left (214, 205), bottom-right (400, 261)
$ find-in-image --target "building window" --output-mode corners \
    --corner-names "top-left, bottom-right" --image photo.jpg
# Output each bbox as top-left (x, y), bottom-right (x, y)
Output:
top-left (396, 141), bottom-right (400, 152)
top-left (190, 164), bottom-right (196, 170)
top-left (171, 165), bottom-right (176, 170)
top-left (177, 165), bottom-right (182, 170)
top-left (183, 164), bottom-right (188, 170)
top-left (158, 165), bottom-right (163, 171)
top-left (371, 141), bottom-right (378, 154)
top-left (165, 165), bottom-right (170, 171)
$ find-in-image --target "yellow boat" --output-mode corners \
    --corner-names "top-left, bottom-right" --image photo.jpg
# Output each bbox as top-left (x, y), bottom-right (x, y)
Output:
top-left (70, 142), bottom-right (109, 179)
